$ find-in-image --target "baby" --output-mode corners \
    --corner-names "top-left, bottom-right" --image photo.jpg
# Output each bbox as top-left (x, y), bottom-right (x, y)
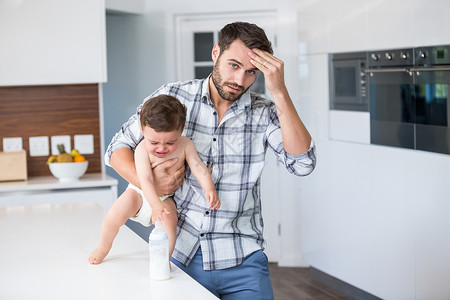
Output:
top-left (89, 94), bottom-right (220, 264)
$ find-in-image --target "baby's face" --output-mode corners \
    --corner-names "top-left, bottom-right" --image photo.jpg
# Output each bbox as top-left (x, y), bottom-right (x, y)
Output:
top-left (141, 126), bottom-right (182, 158)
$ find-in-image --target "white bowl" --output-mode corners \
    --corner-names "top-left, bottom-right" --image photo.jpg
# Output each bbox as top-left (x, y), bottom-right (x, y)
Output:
top-left (48, 161), bottom-right (89, 182)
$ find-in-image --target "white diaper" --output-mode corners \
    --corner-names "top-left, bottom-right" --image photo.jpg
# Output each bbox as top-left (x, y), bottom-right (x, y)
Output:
top-left (127, 183), bottom-right (172, 226)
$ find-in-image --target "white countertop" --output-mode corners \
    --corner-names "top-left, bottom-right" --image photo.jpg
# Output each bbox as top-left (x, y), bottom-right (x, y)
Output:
top-left (0, 202), bottom-right (218, 300)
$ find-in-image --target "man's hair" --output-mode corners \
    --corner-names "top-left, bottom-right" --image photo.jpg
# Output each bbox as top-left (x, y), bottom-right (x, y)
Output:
top-left (140, 94), bottom-right (187, 132)
top-left (218, 22), bottom-right (273, 55)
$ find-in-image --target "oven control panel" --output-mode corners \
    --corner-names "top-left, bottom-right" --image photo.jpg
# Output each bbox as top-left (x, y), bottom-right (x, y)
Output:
top-left (415, 45), bottom-right (450, 67)
top-left (368, 48), bottom-right (413, 68)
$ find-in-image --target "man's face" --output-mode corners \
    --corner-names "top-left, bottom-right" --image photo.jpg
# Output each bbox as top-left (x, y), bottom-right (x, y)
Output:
top-left (211, 39), bottom-right (259, 102)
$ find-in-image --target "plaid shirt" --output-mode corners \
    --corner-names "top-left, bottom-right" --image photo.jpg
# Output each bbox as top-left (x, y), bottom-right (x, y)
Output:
top-left (105, 77), bottom-right (316, 270)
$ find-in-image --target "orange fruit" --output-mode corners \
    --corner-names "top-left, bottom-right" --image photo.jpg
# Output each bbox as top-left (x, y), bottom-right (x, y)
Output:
top-left (74, 155), bottom-right (86, 162)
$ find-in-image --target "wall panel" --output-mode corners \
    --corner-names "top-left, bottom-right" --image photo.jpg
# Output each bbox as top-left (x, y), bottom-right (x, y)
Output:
top-left (0, 84), bottom-right (102, 177)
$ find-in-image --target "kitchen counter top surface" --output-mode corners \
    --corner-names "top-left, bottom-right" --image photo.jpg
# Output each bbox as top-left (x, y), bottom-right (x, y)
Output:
top-left (0, 201), bottom-right (218, 299)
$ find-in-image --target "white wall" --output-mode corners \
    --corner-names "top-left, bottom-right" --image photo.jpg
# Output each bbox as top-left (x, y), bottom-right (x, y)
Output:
top-left (106, 0), bottom-right (145, 14)
top-left (103, 11), bottom-right (167, 190)
top-left (102, 10), bottom-right (170, 238)
top-left (297, 0), bottom-right (450, 299)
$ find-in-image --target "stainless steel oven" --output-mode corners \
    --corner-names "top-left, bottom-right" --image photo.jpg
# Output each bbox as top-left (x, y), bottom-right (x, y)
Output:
top-left (366, 45), bottom-right (450, 154)
top-left (329, 52), bottom-right (369, 111)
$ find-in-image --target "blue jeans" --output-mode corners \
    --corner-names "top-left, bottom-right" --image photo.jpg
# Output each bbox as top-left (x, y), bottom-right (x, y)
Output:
top-left (171, 248), bottom-right (274, 299)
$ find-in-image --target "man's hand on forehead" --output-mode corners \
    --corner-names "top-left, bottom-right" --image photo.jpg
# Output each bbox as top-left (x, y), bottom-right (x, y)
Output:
top-left (248, 48), bottom-right (286, 96)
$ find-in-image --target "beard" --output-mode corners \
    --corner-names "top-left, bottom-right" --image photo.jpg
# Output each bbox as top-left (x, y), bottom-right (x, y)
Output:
top-left (211, 59), bottom-right (251, 102)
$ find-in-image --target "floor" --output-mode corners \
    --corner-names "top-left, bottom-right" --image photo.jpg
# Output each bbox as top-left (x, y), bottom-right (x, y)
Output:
top-left (269, 264), bottom-right (351, 300)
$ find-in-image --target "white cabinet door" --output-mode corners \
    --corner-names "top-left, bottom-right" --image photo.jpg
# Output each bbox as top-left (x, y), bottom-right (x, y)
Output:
top-left (327, 0), bottom-right (369, 53)
top-left (297, 0), bottom-right (329, 55)
top-left (0, 0), bottom-right (106, 86)
top-left (412, 0), bottom-right (450, 47)
top-left (368, 0), bottom-right (414, 49)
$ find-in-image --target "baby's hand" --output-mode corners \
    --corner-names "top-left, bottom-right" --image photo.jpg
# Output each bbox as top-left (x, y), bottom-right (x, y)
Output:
top-left (206, 191), bottom-right (220, 210)
top-left (151, 203), bottom-right (170, 224)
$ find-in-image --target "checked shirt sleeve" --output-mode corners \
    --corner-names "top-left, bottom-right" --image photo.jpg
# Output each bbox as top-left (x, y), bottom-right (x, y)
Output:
top-left (264, 104), bottom-right (317, 176)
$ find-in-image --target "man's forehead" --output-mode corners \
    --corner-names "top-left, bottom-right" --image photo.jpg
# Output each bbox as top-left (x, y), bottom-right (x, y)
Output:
top-left (220, 41), bottom-right (255, 66)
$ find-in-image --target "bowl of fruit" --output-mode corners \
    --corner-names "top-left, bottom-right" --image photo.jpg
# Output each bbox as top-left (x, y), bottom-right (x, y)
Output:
top-left (47, 144), bottom-right (88, 182)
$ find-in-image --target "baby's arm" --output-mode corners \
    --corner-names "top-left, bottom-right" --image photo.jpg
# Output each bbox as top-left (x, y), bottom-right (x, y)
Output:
top-left (184, 139), bottom-right (220, 210)
top-left (135, 142), bottom-right (170, 222)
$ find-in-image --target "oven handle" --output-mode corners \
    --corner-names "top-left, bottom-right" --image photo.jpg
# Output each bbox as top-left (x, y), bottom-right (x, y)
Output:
top-left (409, 66), bottom-right (450, 72)
top-left (364, 66), bottom-right (450, 76)
top-left (365, 66), bottom-right (450, 74)
top-left (364, 68), bottom-right (410, 74)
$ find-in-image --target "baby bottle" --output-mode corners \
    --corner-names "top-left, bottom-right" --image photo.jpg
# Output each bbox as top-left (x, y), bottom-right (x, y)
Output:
top-left (149, 220), bottom-right (170, 280)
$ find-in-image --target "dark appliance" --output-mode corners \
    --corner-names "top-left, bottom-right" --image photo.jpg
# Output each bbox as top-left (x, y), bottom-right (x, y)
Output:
top-left (366, 48), bottom-right (415, 149)
top-left (366, 45), bottom-right (450, 155)
top-left (329, 52), bottom-right (369, 111)
top-left (412, 46), bottom-right (450, 154)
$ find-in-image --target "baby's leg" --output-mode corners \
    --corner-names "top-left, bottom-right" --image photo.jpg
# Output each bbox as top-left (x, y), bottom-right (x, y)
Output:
top-left (160, 198), bottom-right (178, 259)
top-left (89, 189), bottom-right (143, 264)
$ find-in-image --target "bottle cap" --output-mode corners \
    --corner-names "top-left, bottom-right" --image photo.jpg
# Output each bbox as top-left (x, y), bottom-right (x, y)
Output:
top-left (149, 220), bottom-right (167, 241)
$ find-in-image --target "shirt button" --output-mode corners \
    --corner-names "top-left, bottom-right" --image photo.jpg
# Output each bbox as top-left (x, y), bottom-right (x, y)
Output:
top-left (213, 111), bottom-right (217, 115)
top-left (200, 233), bottom-right (205, 237)
top-left (213, 138), bottom-right (217, 142)
top-left (205, 211), bottom-right (210, 215)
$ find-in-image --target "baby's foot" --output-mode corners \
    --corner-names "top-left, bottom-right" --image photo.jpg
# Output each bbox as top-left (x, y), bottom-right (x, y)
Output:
top-left (88, 246), bottom-right (109, 264)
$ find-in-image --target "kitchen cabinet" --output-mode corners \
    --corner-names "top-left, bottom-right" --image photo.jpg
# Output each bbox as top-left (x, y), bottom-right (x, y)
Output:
top-left (368, 0), bottom-right (414, 49)
top-left (300, 0), bottom-right (450, 55)
top-left (412, 0), bottom-right (450, 46)
top-left (0, 173), bottom-right (117, 209)
top-left (0, 0), bottom-right (107, 86)
top-left (297, 0), bottom-right (328, 54)
top-left (414, 170), bottom-right (450, 300)
top-left (298, 0), bottom-right (369, 54)
top-left (327, 0), bottom-right (369, 53)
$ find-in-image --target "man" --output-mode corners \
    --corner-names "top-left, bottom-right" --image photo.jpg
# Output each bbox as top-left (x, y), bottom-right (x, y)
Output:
top-left (105, 22), bottom-right (316, 299)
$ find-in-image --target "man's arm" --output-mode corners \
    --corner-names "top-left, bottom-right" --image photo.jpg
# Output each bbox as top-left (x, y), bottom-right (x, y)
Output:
top-left (248, 48), bottom-right (312, 155)
top-left (110, 147), bottom-right (185, 195)
top-left (110, 148), bottom-right (140, 187)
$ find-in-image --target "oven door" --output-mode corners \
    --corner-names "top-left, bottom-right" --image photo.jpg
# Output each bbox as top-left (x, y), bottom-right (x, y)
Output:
top-left (330, 58), bottom-right (368, 111)
top-left (369, 69), bottom-right (415, 149)
top-left (414, 68), bottom-right (450, 154)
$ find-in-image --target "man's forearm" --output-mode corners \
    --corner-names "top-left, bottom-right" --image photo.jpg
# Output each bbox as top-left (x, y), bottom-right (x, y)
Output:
top-left (274, 92), bottom-right (312, 155)
top-left (111, 147), bottom-right (184, 196)
top-left (110, 148), bottom-right (140, 188)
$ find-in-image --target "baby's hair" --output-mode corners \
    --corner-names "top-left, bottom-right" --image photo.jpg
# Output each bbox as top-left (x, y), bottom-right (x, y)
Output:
top-left (140, 95), bottom-right (187, 132)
